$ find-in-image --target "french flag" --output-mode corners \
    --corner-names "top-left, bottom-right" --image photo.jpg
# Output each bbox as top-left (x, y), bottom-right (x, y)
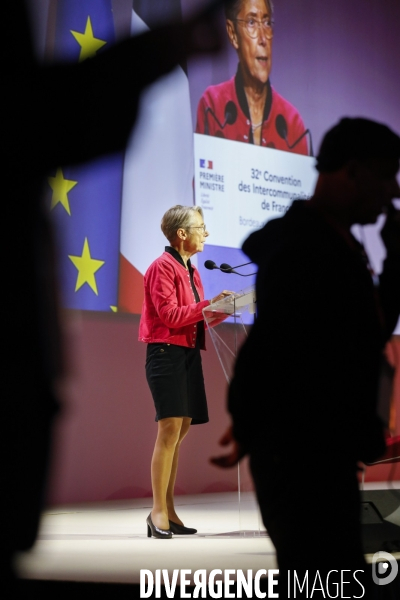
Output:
top-left (118, 0), bottom-right (194, 313)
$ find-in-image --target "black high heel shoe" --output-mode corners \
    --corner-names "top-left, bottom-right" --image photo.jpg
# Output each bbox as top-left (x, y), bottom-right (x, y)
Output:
top-left (146, 513), bottom-right (172, 539)
top-left (169, 520), bottom-right (197, 535)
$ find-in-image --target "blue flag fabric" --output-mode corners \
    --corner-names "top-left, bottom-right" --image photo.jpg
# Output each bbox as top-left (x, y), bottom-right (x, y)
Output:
top-left (50, 0), bottom-right (123, 311)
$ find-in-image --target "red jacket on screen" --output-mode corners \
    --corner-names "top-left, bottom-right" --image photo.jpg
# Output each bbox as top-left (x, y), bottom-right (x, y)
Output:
top-left (139, 251), bottom-right (210, 349)
top-left (196, 68), bottom-right (309, 155)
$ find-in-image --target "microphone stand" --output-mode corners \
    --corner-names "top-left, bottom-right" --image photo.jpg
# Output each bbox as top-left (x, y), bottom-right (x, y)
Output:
top-left (275, 113), bottom-right (314, 156)
top-left (288, 129), bottom-right (314, 157)
top-left (203, 101), bottom-right (238, 136)
top-left (220, 263), bottom-right (257, 276)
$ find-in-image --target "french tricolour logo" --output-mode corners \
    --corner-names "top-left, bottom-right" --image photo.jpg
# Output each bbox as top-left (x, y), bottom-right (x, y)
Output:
top-left (200, 159), bottom-right (213, 169)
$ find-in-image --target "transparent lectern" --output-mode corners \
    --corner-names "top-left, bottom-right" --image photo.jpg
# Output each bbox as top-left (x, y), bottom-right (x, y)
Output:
top-left (203, 286), bottom-right (256, 382)
top-left (203, 286), bottom-right (264, 536)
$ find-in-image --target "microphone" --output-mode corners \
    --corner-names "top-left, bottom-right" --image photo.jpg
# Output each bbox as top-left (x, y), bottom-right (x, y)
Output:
top-left (220, 263), bottom-right (237, 274)
top-left (224, 101), bottom-right (237, 126)
top-left (220, 263), bottom-right (257, 277)
top-left (204, 260), bottom-right (220, 270)
top-left (205, 259), bottom-right (256, 276)
top-left (204, 101), bottom-right (237, 135)
top-left (275, 114), bottom-right (314, 156)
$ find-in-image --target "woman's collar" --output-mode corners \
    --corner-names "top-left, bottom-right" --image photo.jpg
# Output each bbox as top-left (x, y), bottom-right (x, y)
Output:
top-left (165, 246), bottom-right (192, 271)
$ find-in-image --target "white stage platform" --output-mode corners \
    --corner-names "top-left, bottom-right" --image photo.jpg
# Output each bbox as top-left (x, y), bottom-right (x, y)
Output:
top-left (16, 485), bottom-right (400, 585)
top-left (16, 492), bottom-right (273, 584)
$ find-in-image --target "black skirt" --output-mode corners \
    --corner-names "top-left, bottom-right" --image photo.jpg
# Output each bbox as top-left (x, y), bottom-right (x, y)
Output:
top-left (145, 343), bottom-right (209, 424)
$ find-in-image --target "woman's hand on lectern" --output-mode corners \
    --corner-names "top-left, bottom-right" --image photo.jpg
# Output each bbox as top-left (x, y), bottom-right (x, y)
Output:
top-left (210, 425), bottom-right (245, 468)
top-left (210, 290), bottom-right (234, 305)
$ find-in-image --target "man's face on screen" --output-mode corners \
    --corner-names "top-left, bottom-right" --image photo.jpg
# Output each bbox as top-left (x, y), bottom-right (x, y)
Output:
top-left (227, 0), bottom-right (273, 87)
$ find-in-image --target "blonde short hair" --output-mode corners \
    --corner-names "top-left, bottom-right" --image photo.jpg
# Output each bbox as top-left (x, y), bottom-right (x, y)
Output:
top-left (161, 205), bottom-right (204, 244)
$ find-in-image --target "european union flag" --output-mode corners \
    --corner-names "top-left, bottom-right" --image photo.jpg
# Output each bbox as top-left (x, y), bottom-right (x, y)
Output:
top-left (49, 0), bottom-right (123, 311)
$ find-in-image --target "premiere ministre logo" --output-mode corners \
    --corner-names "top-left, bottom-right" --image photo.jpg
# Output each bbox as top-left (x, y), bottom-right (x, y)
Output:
top-left (200, 159), bottom-right (213, 169)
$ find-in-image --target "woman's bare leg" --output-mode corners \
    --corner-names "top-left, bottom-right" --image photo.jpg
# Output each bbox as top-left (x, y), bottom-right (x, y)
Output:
top-left (151, 417), bottom-right (188, 530)
top-left (166, 417), bottom-right (191, 524)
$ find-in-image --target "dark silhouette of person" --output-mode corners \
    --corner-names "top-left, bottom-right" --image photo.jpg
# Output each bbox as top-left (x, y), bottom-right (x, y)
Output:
top-left (2, 0), bottom-right (230, 585)
top-left (212, 118), bottom-right (400, 597)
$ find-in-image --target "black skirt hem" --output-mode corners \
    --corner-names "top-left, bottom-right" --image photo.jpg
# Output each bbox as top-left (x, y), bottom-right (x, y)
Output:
top-left (155, 413), bottom-right (209, 425)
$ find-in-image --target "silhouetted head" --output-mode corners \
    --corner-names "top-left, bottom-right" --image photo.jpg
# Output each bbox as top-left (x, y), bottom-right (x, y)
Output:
top-left (313, 118), bottom-right (400, 225)
top-left (316, 117), bottom-right (400, 173)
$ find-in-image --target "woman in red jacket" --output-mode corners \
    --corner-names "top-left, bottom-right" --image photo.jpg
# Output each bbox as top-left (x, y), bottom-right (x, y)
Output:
top-left (139, 205), bottom-right (231, 538)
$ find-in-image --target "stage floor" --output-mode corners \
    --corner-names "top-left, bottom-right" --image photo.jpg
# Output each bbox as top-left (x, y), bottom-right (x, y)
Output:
top-left (16, 484), bottom-right (400, 585)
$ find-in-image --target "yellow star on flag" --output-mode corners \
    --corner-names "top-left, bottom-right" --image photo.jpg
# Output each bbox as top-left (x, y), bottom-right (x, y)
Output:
top-left (70, 16), bottom-right (107, 62)
top-left (48, 167), bottom-right (78, 215)
top-left (69, 238), bottom-right (105, 295)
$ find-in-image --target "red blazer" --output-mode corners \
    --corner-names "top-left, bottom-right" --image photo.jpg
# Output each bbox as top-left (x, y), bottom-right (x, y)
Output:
top-left (139, 252), bottom-right (210, 349)
top-left (196, 70), bottom-right (308, 155)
